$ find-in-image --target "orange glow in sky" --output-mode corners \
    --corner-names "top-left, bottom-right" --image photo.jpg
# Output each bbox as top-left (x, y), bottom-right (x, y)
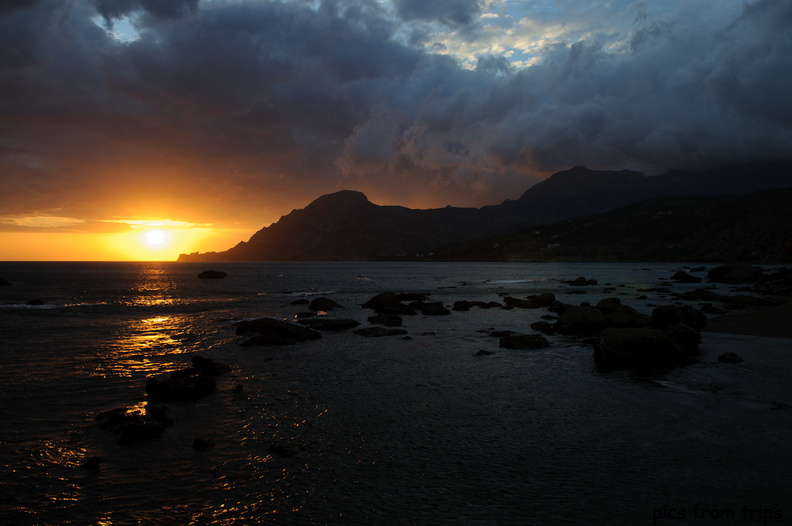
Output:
top-left (0, 221), bottom-right (254, 261)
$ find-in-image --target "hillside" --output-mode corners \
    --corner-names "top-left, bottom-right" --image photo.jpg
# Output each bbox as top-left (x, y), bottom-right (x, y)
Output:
top-left (437, 188), bottom-right (792, 263)
top-left (178, 161), bottom-right (792, 262)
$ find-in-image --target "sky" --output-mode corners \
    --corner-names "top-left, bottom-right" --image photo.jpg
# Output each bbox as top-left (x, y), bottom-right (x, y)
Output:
top-left (1, 0), bottom-right (791, 260)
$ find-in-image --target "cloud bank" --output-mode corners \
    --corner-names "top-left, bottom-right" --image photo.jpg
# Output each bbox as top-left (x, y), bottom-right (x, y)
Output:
top-left (1, 0), bottom-right (791, 230)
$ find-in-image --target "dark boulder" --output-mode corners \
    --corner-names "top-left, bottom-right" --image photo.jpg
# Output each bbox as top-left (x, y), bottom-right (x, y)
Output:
top-left (651, 305), bottom-right (707, 331)
top-left (707, 264), bottom-right (763, 284)
top-left (595, 298), bottom-right (650, 327)
top-left (499, 333), bottom-right (550, 349)
top-left (146, 372), bottom-right (217, 402)
top-left (565, 277), bottom-right (598, 286)
top-left (554, 305), bottom-right (607, 335)
top-left (191, 355), bottom-right (231, 376)
top-left (197, 270), bottom-right (227, 279)
top-left (27, 299), bottom-right (45, 306)
top-left (594, 328), bottom-right (688, 368)
top-left (354, 326), bottom-right (409, 337)
top-left (474, 350), bottom-right (496, 356)
top-left (398, 292), bottom-right (430, 302)
top-left (418, 302), bottom-right (451, 315)
top-left (193, 438), bottom-right (215, 451)
top-left (362, 292), bottom-right (417, 315)
top-left (237, 317), bottom-right (322, 346)
top-left (503, 297), bottom-right (542, 309)
top-left (309, 297), bottom-right (343, 311)
top-left (663, 322), bottom-right (702, 354)
top-left (718, 352), bottom-right (745, 363)
top-left (671, 270), bottom-right (702, 283)
top-left (530, 321), bottom-right (554, 334)
top-left (297, 318), bottom-right (360, 331)
top-left (96, 406), bottom-right (174, 444)
top-left (0, 278), bottom-right (10, 286)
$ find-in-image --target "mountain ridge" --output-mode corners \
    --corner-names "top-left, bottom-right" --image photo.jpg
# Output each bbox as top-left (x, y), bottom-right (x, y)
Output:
top-left (178, 161), bottom-right (792, 262)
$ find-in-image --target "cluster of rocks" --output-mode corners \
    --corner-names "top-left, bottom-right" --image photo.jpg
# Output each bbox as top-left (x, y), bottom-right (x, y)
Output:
top-left (92, 355), bottom-right (233, 457)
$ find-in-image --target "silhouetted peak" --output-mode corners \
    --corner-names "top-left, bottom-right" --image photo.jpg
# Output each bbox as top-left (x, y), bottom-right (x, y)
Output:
top-left (520, 166), bottom-right (645, 201)
top-left (307, 190), bottom-right (371, 209)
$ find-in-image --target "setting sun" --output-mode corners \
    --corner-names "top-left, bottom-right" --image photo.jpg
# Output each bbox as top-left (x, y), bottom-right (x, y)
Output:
top-left (145, 230), bottom-right (166, 246)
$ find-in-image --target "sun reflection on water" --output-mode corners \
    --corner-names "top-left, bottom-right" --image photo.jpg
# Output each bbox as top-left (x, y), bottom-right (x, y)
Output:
top-left (97, 315), bottom-right (192, 377)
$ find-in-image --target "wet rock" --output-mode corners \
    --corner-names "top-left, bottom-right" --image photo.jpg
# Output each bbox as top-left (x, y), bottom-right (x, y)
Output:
top-left (418, 302), bottom-right (451, 315)
top-left (95, 406), bottom-right (174, 444)
top-left (267, 442), bottom-right (298, 458)
top-left (368, 314), bottom-right (403, 326)
top-left (26, 299), bottom-right (45, 306)
top-left (453, 300), bottom-right (501, 311)
top-left (663, 322), bottom-right (701, 354)
top-left (530, 321), bottom-right (554, 334)
top-left (82, 456), bottom-right (102, 471)
top-left (309, 297), bottom-right (343, 311)
top-left (671, 270), bottom-right (703, 283)
top-left (499, 333), bottom-right (550, 349)
top-left (362, 292), bottom-right (417, 315)
top-left (297, 318), bottom-right (360, 331)
top-left (565, 276), bottom-right (598, 286)
top-left (595, 298), bottom-right (651, 328)
top-left (475, 349), bottom-right (496, 356)
top-left (594, 328), bottom-right (688, 368)
top-left (554, 305), bottom-right (607, 335)
top-left (707, 263), bottom-right (764, 284)
top-left (700, 303), bottom-right (725, 315)
top-left (353, 326), bottom-right (409, 337)
top-left (146, 372), bottom-right (217, 402)
top-left (191, 355), bottom-right (231, 376)
top-left (651, 305), bottom-right (707, 331)
top-left (237, 317), bottom-right (322, 346)
top-left (0, 278), bottom-right (10, 286)
top-left (192, 438), bottom-right (215, 451)
top-left (197, 270), bottom-right (227, 279)
top-left (718, 352), bottom-right (745, 363)
top-left (753, 267), bottom-right (792, 296)
top-left (503, 297), bottom-right (542, 309)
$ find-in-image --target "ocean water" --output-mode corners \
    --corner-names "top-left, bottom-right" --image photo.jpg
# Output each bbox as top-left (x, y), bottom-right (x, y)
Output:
top-left (0, 261), bottom-right (790, 525)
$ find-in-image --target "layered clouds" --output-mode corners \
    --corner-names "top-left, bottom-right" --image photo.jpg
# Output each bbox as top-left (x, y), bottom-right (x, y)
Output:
top-left (1, 0), bottom-right (791, 235)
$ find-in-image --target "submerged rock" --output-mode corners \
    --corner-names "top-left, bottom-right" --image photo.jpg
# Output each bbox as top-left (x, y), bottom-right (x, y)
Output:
top-left (362, 292), bottom-right (417, 315)
top-left (594, 328), bottom-right (688, 368)
top-left (96, 406), bottom-right (174, 444)
top-left (237, 317), bottom-right (322, 346)
top-left (197, 270), bottom-right (227, 279)
top-left (418, 302), bottom-right (451, 315)
top-left (309, 297), bottom-right (343, 311)
top-left (191, 355), bottom-right (231, 376)
top-left (554, 305), bottom-right (607, 335)
top-left (718, 352), bottom-right (745, 363)
top-left (146, 372), bottom-right (217, 402)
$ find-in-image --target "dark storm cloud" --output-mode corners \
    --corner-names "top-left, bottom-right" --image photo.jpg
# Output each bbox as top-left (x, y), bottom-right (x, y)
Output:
top-left (393, 0), bottom-right (481, 26)
top-left (1, 0), bottom-right (791, 226)
top-left (92, 0), bottom-right (200, 21)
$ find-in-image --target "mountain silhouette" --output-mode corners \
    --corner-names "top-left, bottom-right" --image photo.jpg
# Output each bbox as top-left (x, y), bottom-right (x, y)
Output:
top-left (178, 161), bottom-right (792, 262)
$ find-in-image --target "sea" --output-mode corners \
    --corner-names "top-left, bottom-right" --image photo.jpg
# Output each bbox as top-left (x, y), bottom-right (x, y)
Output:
top-left (0, 261), bottom-right (790, 525)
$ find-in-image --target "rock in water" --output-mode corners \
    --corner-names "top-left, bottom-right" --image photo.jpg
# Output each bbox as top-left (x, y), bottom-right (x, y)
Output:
top-left (236, 317), bottom-right (322, 345)
top-left (594, 328), bottom-right (688, 368)
top-left (198, 270), bottom-right (227, 279)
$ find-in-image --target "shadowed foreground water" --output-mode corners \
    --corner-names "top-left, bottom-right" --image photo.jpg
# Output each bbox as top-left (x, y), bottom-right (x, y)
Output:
top-left (1, 262), bottom-right (790, 524)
